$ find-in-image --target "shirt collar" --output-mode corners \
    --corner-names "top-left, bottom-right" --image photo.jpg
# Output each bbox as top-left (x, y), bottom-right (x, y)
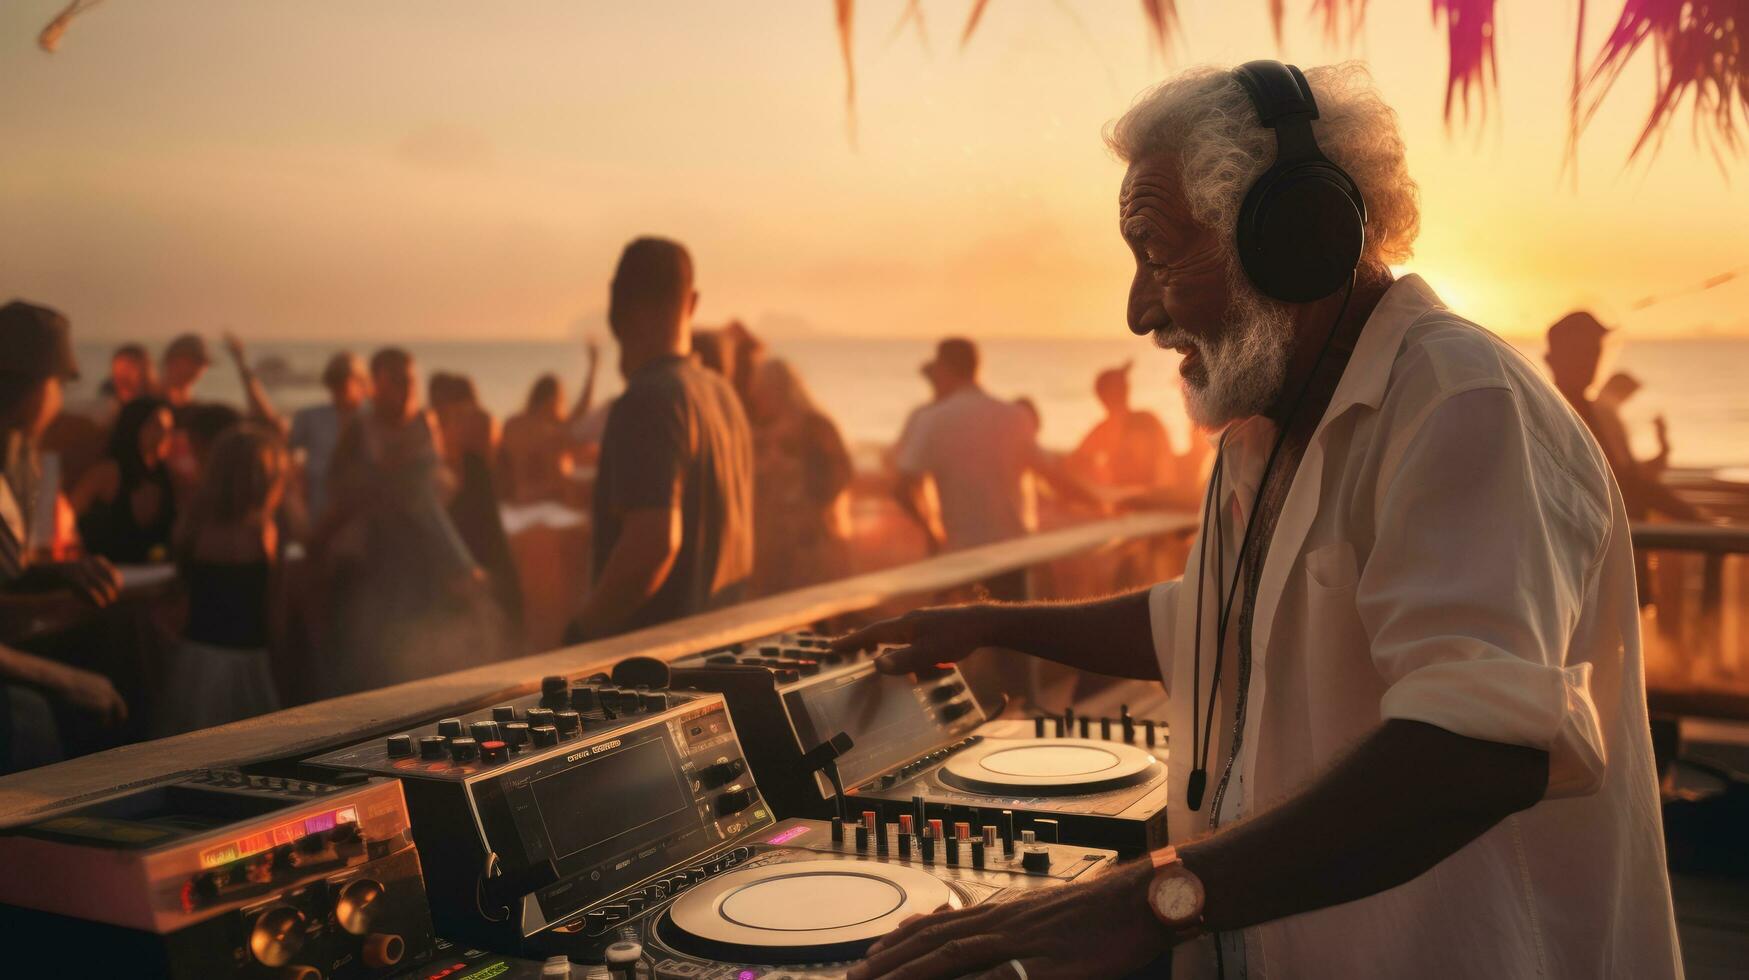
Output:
top-left (1325, 273), bottom-right (1444, 418)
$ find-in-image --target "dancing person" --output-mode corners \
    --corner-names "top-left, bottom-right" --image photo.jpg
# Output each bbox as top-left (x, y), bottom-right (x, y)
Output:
top-left (836, 61), bottom-right (1679, 980)
top-left (499, 373), bottom-right (576, 504)
top-left (71, 397), bottom-right (178, 564)
top-left (156, 424), bottom-right (287, 735)
top-left (319, 348), bottom-right (492, 694)
top-left (1071, 360), bottom-right (1174, 489)
top-left (748, 358), bottom-right (853, 594)
top-left (220, 331), bottom-right (287, 434)
top-left (431, 372), bottom-right (523, 649)
top-left (567, 238), bottom-right (753, 641)
top-left (159, 333), bottom-right (210, 408)
top-left (892, 337), bottom-right (1102, 598)
top-left (288, 351), bottom-right (370, 519)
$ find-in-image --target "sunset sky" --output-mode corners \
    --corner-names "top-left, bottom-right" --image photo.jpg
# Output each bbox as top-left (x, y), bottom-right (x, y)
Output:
top-left (2, 0), bottom-right (1744, 343)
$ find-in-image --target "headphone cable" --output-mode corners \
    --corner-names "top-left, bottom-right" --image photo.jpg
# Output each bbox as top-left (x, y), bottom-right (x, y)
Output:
top-left (1186, 272), bottom-right (1358, 811)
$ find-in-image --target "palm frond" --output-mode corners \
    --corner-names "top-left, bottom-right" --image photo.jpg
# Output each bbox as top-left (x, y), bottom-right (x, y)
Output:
top-left (1431, 0), bottom-right (1500, 124)
top-left (37, 0), bottom-right (105, 53)
top-left (1577, 0), bottom-right (1748, 163)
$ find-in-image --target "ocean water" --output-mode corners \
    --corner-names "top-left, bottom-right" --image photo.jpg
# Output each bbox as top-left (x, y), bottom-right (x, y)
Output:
top-left (68, 335), bottom-right (1749, 469)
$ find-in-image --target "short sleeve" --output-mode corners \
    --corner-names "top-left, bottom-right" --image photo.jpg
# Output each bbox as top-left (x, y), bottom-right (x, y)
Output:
top-left (1358, 386), bottom-right (1610, 798)
top-left (287, 410), bottom-right (311, 451)
top-left (1147, 579), bottom-right (1181, 698)
top-left (601, 383), bottom-right (689, 514)
top-left (893, 406), bottom-right (932, 477)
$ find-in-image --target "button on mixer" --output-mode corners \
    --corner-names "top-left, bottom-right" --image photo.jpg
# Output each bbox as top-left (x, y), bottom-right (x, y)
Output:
top-left (385, 734), bottom-right (412, 758)
top-left (436, 718), bottom-right (464, 738)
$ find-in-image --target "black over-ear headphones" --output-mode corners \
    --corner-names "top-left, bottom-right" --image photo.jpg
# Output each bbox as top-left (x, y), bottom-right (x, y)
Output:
top-left (1232, 60), bottom-right (1367, 303)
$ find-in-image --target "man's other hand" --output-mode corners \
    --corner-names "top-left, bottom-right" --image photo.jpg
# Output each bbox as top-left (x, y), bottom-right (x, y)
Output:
top-left (845, 859), bottom-right (1169, 979)
top-left (832, 604), bottom-right (1008, 675)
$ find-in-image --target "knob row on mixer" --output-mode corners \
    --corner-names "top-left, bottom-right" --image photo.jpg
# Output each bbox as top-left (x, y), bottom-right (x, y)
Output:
top-left (384, 678), bottom-right (677, 762)
top-left (1031, 704), bottom-right (1161, 747)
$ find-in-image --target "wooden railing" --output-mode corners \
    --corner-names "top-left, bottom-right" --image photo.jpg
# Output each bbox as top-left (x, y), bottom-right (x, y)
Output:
top-left (0, 511), bottom-right (1196, 827)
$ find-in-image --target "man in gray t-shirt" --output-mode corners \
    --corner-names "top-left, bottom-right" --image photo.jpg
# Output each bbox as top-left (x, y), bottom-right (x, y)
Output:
top-left (569, 238), bottom-right (753, 642)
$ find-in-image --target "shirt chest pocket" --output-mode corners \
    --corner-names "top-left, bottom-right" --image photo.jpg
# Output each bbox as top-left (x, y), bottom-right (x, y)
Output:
top-left (1298, 541), bottom-right (1384, 757)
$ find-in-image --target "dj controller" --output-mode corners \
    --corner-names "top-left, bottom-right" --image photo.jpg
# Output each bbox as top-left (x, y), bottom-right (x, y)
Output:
top-left (652, 631), bottom-right (1170, 857)
top-left (0, 627), bottom-right (1153, 978)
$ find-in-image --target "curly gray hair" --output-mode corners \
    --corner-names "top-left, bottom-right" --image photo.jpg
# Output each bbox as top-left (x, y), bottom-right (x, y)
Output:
top-left (1105, 61), bottom-right (1420, 268)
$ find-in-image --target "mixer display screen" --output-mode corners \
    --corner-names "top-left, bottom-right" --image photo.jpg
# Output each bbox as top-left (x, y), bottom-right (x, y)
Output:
top-left (533, 739), bottom-right (692, 861)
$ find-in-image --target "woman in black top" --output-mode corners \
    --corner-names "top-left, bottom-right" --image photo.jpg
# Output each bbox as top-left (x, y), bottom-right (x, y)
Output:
top-left (72, 397), bottom-right (178, 563)
top-left (153, 423), bottom-right (286, 735)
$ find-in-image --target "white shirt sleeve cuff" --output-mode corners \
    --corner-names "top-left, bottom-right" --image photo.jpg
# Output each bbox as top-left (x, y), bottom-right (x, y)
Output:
top-left (1148, 580), bottom-right (1180, 698)
top-left (1379, 652), bottom-right (1607, 799)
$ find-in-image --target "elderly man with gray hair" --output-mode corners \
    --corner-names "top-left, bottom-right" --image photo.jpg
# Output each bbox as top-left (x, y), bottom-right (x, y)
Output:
top-left (837, 62), bottom-right (1681, 979)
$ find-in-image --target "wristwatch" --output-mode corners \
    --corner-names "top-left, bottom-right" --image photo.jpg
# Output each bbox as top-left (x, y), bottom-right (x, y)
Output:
top-left (1146, 847), bottom-right (1206, 937)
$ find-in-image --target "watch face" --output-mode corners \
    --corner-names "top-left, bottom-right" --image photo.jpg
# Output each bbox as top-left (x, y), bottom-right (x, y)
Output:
top-left (1150, 873), bottom-right (1201, 923)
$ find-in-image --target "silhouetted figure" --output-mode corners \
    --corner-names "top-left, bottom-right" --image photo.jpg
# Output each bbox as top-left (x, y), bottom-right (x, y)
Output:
top-left (748, 358), bottom-right (853, 594)
top-left (289, 352), bottom-right (370, 519)
top-left (157, 424), bottom-right (287, 735)
top-left (567, 237), bottom-right (754, 641)
top-left (1071, 360), bottom-right (1173, 489)
top-left (892, 338), bottom-right (1101, 598)
top-left (71, 397), bottom-right (178, 564)
top-left (1546, 312), bottom-right (1699, 523)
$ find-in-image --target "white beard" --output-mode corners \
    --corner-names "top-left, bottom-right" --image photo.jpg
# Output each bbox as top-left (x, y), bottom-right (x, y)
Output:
top-left (1153, 278), bottom-right (1296, 429)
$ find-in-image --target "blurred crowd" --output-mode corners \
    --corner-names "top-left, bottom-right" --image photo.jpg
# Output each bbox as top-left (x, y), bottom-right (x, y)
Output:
top-left (0, 237), bottom-right (1216, 773)
top-left (0, 237), bottom-right (1702, 777)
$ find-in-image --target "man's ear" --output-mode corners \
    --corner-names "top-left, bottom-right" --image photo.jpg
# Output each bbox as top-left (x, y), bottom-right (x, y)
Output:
top-left (687, 289), bottom-right (700, 317)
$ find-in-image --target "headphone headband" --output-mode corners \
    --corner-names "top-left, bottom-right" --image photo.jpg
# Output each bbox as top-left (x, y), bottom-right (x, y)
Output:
top-left (1233, 60), bottom-right (1319, 128)
top-left (1228, 60), bottom-right (1367, 303)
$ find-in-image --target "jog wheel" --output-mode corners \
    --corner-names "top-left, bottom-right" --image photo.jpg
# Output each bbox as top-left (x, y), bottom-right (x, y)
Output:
top-left (249, 905), bottom-right (308, 967)
top-left (661, 859), bottom-right (963, 964)
top-left (334, 877), bottom-right (386, 935)
top-left (938, 737), bottom-right (1160, 796)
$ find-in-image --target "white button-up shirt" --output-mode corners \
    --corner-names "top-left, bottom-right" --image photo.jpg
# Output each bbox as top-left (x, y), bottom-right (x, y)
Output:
top-left (1149, 276), bottom-right (1682, 978)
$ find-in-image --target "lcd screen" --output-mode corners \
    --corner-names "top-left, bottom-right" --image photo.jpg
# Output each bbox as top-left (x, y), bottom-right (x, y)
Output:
top-left (532, 738), bottom-right (692, 861)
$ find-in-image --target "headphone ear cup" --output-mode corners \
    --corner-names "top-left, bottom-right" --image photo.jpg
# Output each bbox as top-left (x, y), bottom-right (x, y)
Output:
top-left (1237, 163), bottom-right (1365, 303)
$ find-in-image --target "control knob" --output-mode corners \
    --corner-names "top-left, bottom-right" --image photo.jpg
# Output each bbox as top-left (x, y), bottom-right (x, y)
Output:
top-left (568, 686), bottom-right (598, 712)
top-left (640, 691), bottom-right (668, 712)
top-left (480, 740), bottom-right (508, 764)
top-left (385, 734), bottom-right (412, 758)
top-left (436, 718), bottom-right (464, 738)
top-left (418, 736), bottom-right (447, 760)
top-left (938, 701), bottom-right (974, 723)
top-left (554, 710), bottom-right (582, 737)
top-left (491, 704), bottom-right (517, 723)
top-left (526, 707), bottom-right (556, 729)
top-left (530, 725), bottom-right (559, 748)
top-left (714, 787), bottom-right (758, 817)
top-left (540, 675), bottom-right (569, 706)
top-left (448, 737), bottom-right (478, 762)
top-left (469, 720), bottom-right (501, 744)
top-left (502, 722), bottom-right (530, 748)
top-left (696, 759), bottom-right (746, 790)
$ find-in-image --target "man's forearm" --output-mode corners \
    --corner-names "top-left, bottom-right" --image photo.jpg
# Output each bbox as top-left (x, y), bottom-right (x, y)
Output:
top-left (1179, 719), bottom-right (1548, 931)
top-left (986, 589), bottom-right (1159, 680)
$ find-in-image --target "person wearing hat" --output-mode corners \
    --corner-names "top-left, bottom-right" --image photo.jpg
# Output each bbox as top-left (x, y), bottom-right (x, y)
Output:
top-left (0, 300), bottom-right (129, 770)
top-left (0, 300), bottom-right (122, 608)
top-left (1546, 311), bottom-right (1699, 526)
top-left (891, 337), bottom-right (1102, 596)
top-left (1071, 360), bottom-right (1176, 490)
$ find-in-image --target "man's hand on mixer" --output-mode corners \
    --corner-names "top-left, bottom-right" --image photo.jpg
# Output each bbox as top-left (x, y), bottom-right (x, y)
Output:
top-left (845, 858), bottom-right (1169, 980)
top-left (832, 604), bottom-right (1006, 675)
top-left (833, 588), bottom-right (1163, 682)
